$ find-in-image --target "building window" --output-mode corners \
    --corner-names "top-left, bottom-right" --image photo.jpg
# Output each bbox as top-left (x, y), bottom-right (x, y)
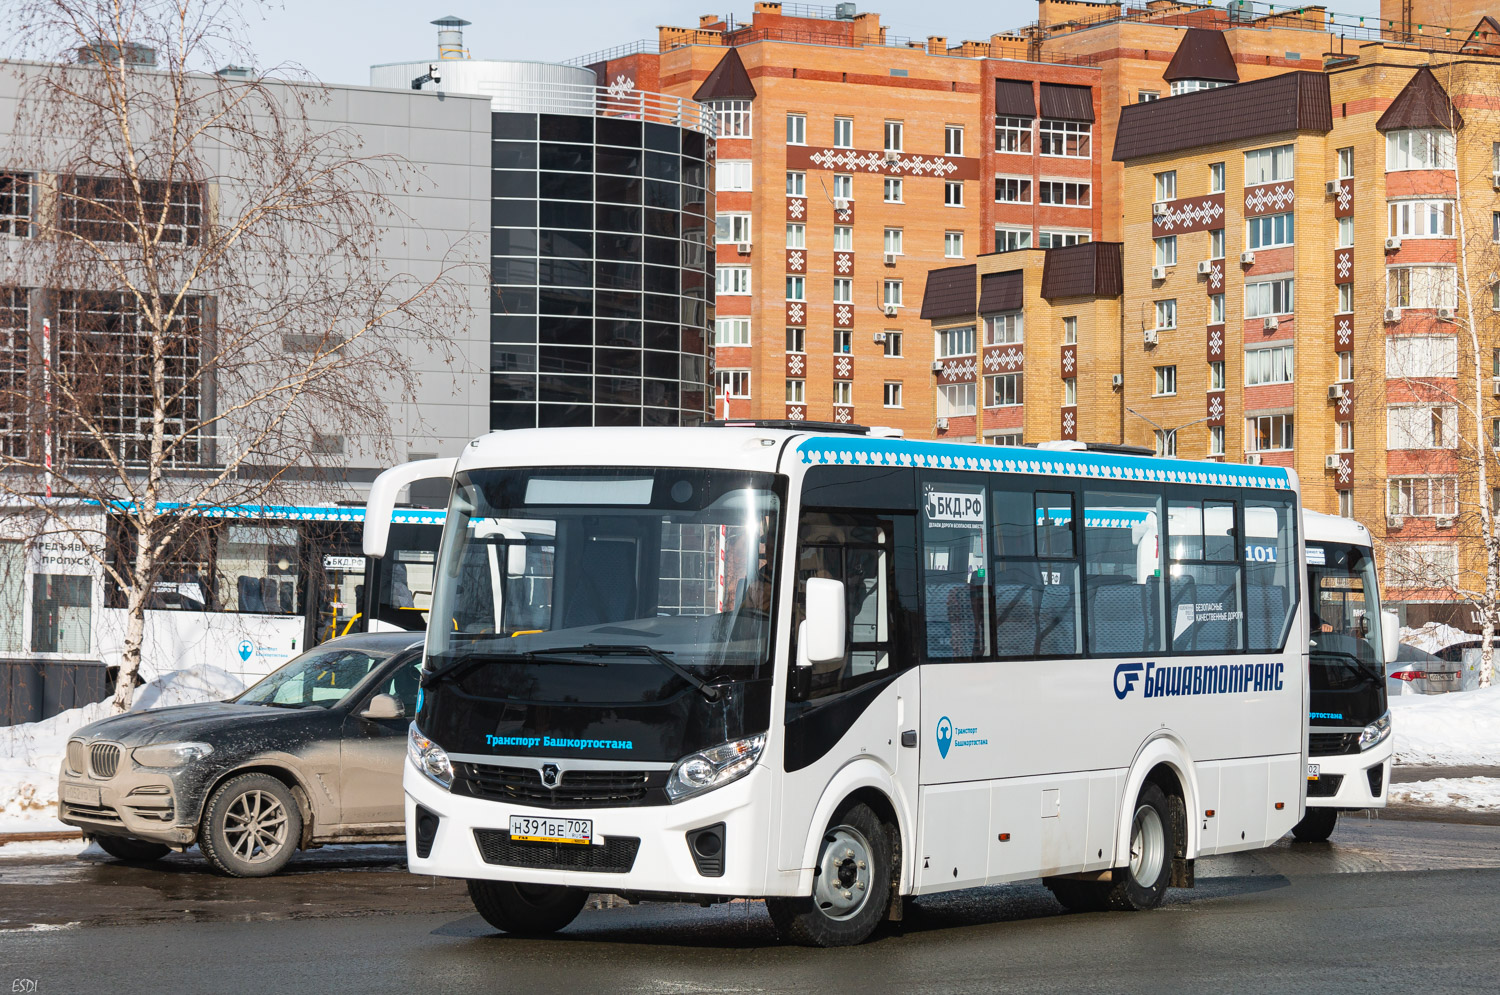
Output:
top-left (1338, 490), bottom-right (1353, 518)
top-left (1170, 79), bottom-right (1228, 96)
top-left (1210, 360), bottom-right (1225, 390)
top-left (883, 228), bottom-right (903, 256)
top-left (1386, 334), bottom-right (1458, 378)
top-left (1210, 228), bottom-right (1225, 259)
top-left (1138, 90), bottom-right (1159, 102)
top-left (945, 231), bottom-right (964, 258)
top-left (1038, 180), bottom-right (1090, 207)
top-left (1338, 147), bottom-right (1354, 179)
top-left (1039, 230), bottom-right (1089, 248)
top-left (883, 331), bottom-right (902, 357)
top-left (717, 265), bottom-right (751, 295)
top-left (1039, 119), bottom-right (1090, 158)
top-left (1386, 129), bottom-right (1454, 171)
top-left (0, 173), bottom-right (31, 236)
top-left (1154, 365), bottom-right (1177, 396)
top-left (1338, 283), bottom-right (1353, 313)
top-left (833, 381), bottom-right (852, 406)
top-left (1209, 162), bottom-right (1225, 193)
top-left (938, 382), bottom-right (977, 417)
top-left (1337, 216), bottom-right (1354, 248)
top-left (1211, 293), bottom-right (1225, 324)
top-left (1337, 351), bottom-right (1353, 383)
top-left (785, 275), bottom-right (805, 301)
top-left (714, 100), bottom-right (751, 138)
top-left (884, 381), bottom-right (903, 408)
top-left (833, 174), bottom-right (853, 200)
top-left (883, 177), bottom-right (903, 203)
top-left (786, 223), bottom-right (805, 249)
top-left (834, 117), bottom-right (853, 148)
top-left (1388, 477), bottom-right (1458, 517)
top-left (786, 327), bottom-right (805, 353)
top-left (986, 312), bottom-right (1023, 345)
top-left (833, 226), bottom-right (853, 251)
top-left (1336, 420), bottom-right (1353, 451)
top-left (833, 278), bottom-right (853, 304)
top-left (995, 176), bottom-right (1032, 204)
top-left (945, 181), bottom-right (964, 207)
top-left (1155, 299), bottom-right (1177, 330)
top-left (1245, 344), bottom-right (1295, 385)
top-left (1244, 143), bottom-right (1294, 184)
top-left (1247, 413), bottom-right (1294, 452)
top-left (884, 120), bottom-right (903, 153)
top-left (834, 329), bottom-right (852, 353)
top-left (1245, 278), bottom-right (1295, 317)
top-left (995, 227), bottom-right (1032, 252)
top-left (60, 176), bottom-right (202, 245)
top-left (1247, 212), bottom-right (1294, 249)
top-left (715, 317), bottom-right (751, 347)
top-left (1154, 429), bottom-right (1177, 457)
top-left (717, 160), bottom-right (752, 191)
top-left (718, 369), bottom-right (751, 398)
top-left (1063, 316), bottom-right (1078, 344)
top-left (1208, 425), bottom-right (1225, 456)
top-left (995, 116), bottom-right (1032, 153)
top-left (1389, 199), bottom-right (1454, 238)
top-left (883, 280), bottom-right (903, 308)
top-left (1063, 377), bottom-right (1076, 405)
top-left (945, 125), bottom-right (964, 156)
top-left (987, 431), bottom-right (1024, 446)
top-left (1387, 266), bottom-right (1456, 309)
top-left (786, 113), bottom-right (807, 146)
top-left (715, 213), bottom-right (751, 245)
top-left (987, 372), bottom-right (1023, 407)
top-left (786, 171), bottom-right (806, 197)
top-left (1387, 404), bottom-right (1456, 449)
top-left (1154, 171), bottom-right (1176, 201)
top-left (786, 379), bottom-right (805, 403)
top-left (936, 324), bottom-right (976, 358)
top-left (1385, 543), bottom-right (1459, 591)
top-left (1154, 235), bottom-right (1177, 267)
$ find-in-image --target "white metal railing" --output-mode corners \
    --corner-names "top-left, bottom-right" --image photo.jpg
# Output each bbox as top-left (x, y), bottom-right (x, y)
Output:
top-left (476, 80), bottom-right (716, 138)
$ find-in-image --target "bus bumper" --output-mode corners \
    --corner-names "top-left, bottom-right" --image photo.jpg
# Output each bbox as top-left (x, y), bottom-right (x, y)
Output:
top-left (403, 759), bottom-right (784, 897)
top-left (1305, 734), bottom-right (1393, 810)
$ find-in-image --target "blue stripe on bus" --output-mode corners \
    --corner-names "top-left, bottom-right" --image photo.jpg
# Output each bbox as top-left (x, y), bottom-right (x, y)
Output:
top-left (100, 502), bottom-right (446, 525)
top-left (796, 439), bottom-right (1292, 491)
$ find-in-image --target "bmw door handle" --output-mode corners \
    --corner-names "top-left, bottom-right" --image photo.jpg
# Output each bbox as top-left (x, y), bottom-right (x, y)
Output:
top-left (900, 730), bottom-right (917, 748)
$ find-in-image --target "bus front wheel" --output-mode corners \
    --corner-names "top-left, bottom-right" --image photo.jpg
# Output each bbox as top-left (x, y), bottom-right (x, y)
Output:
top-left (767, 802), bottom-right (893, 947)
top-left (467, 880), bottom-right (588, 936)
top-left (1290, 807), bottom-right (1338, 842)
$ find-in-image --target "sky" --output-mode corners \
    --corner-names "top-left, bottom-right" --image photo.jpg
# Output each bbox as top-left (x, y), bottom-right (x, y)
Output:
top-left (240, 0), bottom-right (1387, 86)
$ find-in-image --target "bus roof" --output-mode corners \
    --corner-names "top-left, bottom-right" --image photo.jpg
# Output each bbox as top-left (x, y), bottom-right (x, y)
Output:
top-left (1302, 509), bottom-right (1373, 547)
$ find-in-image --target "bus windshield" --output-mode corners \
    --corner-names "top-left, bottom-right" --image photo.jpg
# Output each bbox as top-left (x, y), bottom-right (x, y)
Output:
top-left (1308, 542), bottom-right (1385, 687)
top-left (425, 467), bottom-right (782, 696)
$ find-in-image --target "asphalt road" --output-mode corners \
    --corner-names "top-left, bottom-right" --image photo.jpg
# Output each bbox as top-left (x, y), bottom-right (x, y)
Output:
top-left (4, 818), bottom-right (1500, 995)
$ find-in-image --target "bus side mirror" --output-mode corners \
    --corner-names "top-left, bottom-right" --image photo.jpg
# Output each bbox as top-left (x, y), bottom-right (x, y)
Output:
top-left (798, 578), bottom-right (846, 668)
top-left (507, 543), bottom-right (527, 577)
top-left (1381, 611), bottom-right (1400, 666)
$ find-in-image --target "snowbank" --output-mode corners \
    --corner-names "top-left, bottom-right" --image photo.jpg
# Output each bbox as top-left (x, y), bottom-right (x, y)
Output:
top-left (1389, 777), bottom-right (1500, 812)
top-left (0, 666), bottom-right (246, 833)
top-left (1399, 622), bottom-right (1472, 655)
top-left (1390, 684), bottom-right (1500, 766)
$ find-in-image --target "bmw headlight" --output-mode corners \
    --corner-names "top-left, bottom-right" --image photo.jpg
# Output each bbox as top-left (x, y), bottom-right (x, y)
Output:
top-left (408, 722), bottom-right (453, 788)
top-left (666, 734), bottom-right (765, 802)
top-left (1359, 711), bottom-right (1392, 751)
top-left (132, 741), bottom-right (214, 768)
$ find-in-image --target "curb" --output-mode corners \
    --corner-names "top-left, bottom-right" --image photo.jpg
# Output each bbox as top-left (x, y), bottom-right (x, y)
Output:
top-left (0, 830), bottom-right (83, 845)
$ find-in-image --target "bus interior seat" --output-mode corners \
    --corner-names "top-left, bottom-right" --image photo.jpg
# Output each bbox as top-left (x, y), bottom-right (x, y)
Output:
top-left (561, 539), bottom-right (638, 627)
top-left (1193, 583), bottom-right (1237, 652)
top-left (1089, 581), bottom-right (1148, 654)
top-left (993, 581), bottom-right (1040, 656)
top-left (238, 576), bottom-right (264, 612)
top-left (1248, 584), bottom-right (1286, 650)
top-left (278, 581), bottom-right (295, 614)
top-left (926, 579), bottom-right (983, 659)
top-left (1037, 584), bottom-right (1077, 656)
top-left (1170, 575), bottom-right (1198, 652)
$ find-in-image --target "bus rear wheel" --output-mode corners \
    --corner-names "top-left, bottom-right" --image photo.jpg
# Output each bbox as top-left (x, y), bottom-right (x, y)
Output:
top-left (1291, 807), bottom-right (1338, 842)
top-left (766, 802), bottom-right (893, 947)
top-left (1047, 783), bottom-right (1175, 913)
top-left (467, 880), bottom-right (588, 936)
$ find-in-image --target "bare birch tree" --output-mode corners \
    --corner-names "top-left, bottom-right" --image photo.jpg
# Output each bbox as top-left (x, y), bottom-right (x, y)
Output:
top-left (0, 0), bottom-right (471, 710)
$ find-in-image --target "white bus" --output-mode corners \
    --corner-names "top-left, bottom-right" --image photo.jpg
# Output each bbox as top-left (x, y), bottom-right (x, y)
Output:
top-left (394, 425), bottom-right (1307, 946)
top-left (1296, 511), bottom-right (1398, 842)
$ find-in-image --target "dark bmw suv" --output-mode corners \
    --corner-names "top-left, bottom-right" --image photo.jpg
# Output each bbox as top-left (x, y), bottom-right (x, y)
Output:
top-left (58, 632), bottom-right (423, 876)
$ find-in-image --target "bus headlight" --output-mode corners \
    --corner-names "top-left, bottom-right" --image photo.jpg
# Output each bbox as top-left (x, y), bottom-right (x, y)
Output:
top-left (1359, 711), bottom-right (1392, 751)
top-left (408, 723), bottom-right (453, 788)
top-left (666, 734), bottom-right (765, 802)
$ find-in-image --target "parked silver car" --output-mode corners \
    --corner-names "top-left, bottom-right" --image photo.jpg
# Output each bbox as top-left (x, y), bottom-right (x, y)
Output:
top-left (58, 632), bottom-right (422, 876)
top-left (1387, 643), bottom-right (1462, 695)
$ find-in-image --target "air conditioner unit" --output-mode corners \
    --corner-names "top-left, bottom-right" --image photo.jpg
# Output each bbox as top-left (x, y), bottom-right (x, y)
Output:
top-left (1437, 306), bottom-right (1455, 321)
top-left (1325, 180), bottom-right (1340, 195)
top-left (1328, 384), bottom-right (1346, 401)
top-left (936, 417), bottom-right (950, 430)
top-left (1491, 379), bottom-right (1500, 397)
top-left (834, 197), bottom-right (849, 210)
top-left (1384, 307), bottom-right (1402, 323)
top-left (884, 252), bottom-right (897, 265)
top-left (1245, 453), bottom-right (1264, 465)
top-left (1152, 201), bottom-right (1170, 216)
top-left (872, 331), bottom-right (887, 343)
top-left (1197, 260), bottom-right (1213, 275)
top-left (931, 360), bottom-right (945, 372)
top-left (884, 304), bottom-right (899, 317)
top-left (1240, 251), bottom-right (1255, 265)
top-left (1151, 265), bottom-right (1167, 280)
top-left (1493, 171), bottom-right (1500, 191)
top-left (1111, 374), bottom-right (1124, 389)
top-left (737, 242), bottom-right (751, 255)
top-left (1387, 515), bottom-right (1405, 529)
top-left (1324, 454), bottom-right (1342, 470)
top-left (884, 150), bottom-right (899, 163)
top-left (1144, 328), bottom-right (1160, 345)
top-left (1262, 316), bottom-right (1279, 331)
top-left (1436, 516), bottom-right (1456, 528)
top-left (1385, 236), bottom-right (1402, 251)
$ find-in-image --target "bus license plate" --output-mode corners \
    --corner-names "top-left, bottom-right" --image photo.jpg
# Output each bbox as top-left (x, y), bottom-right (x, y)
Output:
top-left (509, 815), bottom-right (593, 845)
top-left (1306, 764), bottom-right (1320, 781)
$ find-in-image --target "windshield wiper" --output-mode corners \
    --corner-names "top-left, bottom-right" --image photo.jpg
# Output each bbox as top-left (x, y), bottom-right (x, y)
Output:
top-left (534, 644), bottom-right (722, 702)
top-left (1309, 646), bottom-right (1386, 683)
top-left (420, 648), bottom-right (607, 689)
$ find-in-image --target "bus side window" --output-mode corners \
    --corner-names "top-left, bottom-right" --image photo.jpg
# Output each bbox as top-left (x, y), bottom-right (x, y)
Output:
top-left (1083, 487), bottom-right (1165, 655)
top-left (1166, 499), bottom-right (1244, 653)
top-left (920, 477), bottom-right (990, 661)
top-left (793, 511), bottom-right (896, 700)
top-left (989, 486), bottom-right (1080, 658)
top-left (1245, 498), bottom-right (1298, 652)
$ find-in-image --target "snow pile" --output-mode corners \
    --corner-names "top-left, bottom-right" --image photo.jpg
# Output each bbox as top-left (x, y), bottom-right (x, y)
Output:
top-left (0, 666), bottom-right (246, 834)
top-left (1390, 684), bottom-right (1500, 766)
top-left (1399, 622), bottom-right (1472, 654)
top-left (1389, 777), bottom-right (1500, 812)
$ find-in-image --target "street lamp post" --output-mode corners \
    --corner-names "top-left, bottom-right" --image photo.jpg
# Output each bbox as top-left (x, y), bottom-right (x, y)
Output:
top-left (1126, 407), bottom-right (1210, 458)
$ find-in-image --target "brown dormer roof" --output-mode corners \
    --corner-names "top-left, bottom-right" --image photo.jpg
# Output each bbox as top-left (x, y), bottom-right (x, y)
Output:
top-left (693, 48), bottom-right (756, 103)
top-left (1162, 28), bottom-right (1238, 84)
top-left (1113, 72), bottom-right (1331, 161)
top-left (1375, 66), bottom-right (1463, 132)
top-left (920, 264), bottom-right (977, 322)
top-left (1041, 242), bottom-right (1122, 301)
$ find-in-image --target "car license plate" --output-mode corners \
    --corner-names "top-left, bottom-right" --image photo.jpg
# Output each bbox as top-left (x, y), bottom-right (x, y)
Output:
top-left (60, 783), bottom-right (101, 807)
top-left (1306, 763), bottom-right (1320, 781)
top-left (509, 815), bottom-right (593, 845)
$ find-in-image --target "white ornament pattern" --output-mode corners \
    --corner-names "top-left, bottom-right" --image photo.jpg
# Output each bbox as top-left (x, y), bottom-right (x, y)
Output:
top-left (787, 198), bottom-right (806, 220)
top-left (787, 302), bottom-right (805, 324)
top-left (787, 405), bottom-right (805, 421)
top-left (787, 250), bottom-right (805, 272)
top-left (835, 304), bottom-right (852, 326)
top-left (1336, 318), bottom-right (1352, 347)
top-left (939, 358), bottom-right (978, 383)
top-left (1062, 410), bottom-right (1076, 436)
top-left (1335, 250), bottom-right (1352, 281)
top-left (1152, 198), bottom-right (1225, 233)
top-left (835, 252), bottom-right (852, 274)
top-left (834, 405), bottom-right (852, 423)
top-left (605, 75), bottom-right (636, 100)
top-left (1337, 457), bottom-right (1352, 485)
top-left (1244, 183), bottom-right (1295, 215)
top-left (1062, 350), bottom-right (1075, 374)
top-left (835, 356), bottom-right (852, 379)
top-left (1336, 182), bottom-right (1352, 212)
top-left (1208, 393), bottom-right (1224, 421)
top-left (1209, 327), bottom-right (1224, 355)
top-left (1337, 392), bottom-right (1352, 417)
top-left (984, 347), bottom-right (1023, 372)
top-left (806, 148), bottom-right (962, 177)
top-left (787, 354), bottom-right (805, 376)
top-left (836, 206), bottom-right (853, 223)
top-left (1209, 262), bottom-right (1223, 292)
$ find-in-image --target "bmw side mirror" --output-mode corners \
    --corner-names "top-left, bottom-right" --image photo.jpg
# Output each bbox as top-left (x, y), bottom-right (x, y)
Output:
top-left (360, 693), bottom-right (405, 721)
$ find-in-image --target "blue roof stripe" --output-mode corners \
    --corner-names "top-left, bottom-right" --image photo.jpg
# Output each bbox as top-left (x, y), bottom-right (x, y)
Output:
top-left (101, 502), bottom-right (446, 525)
top-left (795, 439), bottom-right (1292, 491)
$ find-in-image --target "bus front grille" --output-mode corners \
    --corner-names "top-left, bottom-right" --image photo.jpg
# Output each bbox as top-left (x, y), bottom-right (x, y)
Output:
top-left (1308, 732), bottom-right (1360, 756)
top-left (473, 831), bottom-right (641, 873)
top-left (1306, 774), bottom-right (1344, 798)
top-left (454, 762), bottom-right (663, 808)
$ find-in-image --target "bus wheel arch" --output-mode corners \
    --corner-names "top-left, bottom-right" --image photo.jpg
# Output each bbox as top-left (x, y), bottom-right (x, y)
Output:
top-left (1116, 739), bottom-right (1198, 868)
top-left (798, 765), bottom-right (911, 900)
top-left (772, 790), bottom-right (899, 946)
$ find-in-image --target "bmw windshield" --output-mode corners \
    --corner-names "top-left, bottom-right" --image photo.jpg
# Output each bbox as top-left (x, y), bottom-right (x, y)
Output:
top-left (424, 467), bottom-right (783, 703)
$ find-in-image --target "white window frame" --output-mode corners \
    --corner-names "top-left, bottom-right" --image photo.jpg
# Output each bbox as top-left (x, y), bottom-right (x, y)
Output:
top-left (944, 231), bottom-right (964, 258)
top-left (995, 226), bottom-right (1032, 252)
top-left (883, 279), bottom-right (903, 308)
top-left (715, 212), bottom-right (751, 245)
top-left (1387, 265), bottom-right (1457, 310)
top-left (833, 174), bottom-right (853, 200)
top-left (1337, 216), bottom-right (1354, 248)
top-left (1336, 420), bottom-right (1353, 451)
top-left (883, 331), bottom-right (903, 357)
top-left (995, 116), bottom-right (1033, 154)
top-left (786, 171), bottom-right (806, 197)
top-left (786, 223), bottom-right (805, 249)
top-left (1385, 543), bottom-right (1459, 591)
top-left (785, 327), bottom-right (805, 354)
top-left (884, 381), bottom-right (903, 408)
top-left (1386, 334), bottom-right (1459, 378)
top-left (1338, 283), bottom-right (1353, 313)
top-left (986, 372), bottom-right (1023, 407)
top-left (1063, 316), bottom-right (1078, 344)
top-left (1154, 171), bottom-right (1176, 201)
top-left (945, 181), bottom-right (963, 207)
top-left (883, 176), bottom-right (903, 203)
top-left (1154, 364), bottom-right (1177, 396)
top-left (717, 265), bottom-right (751, 295)
top-left (1062, 377), bottom-right (1076, 405)
top-left (1338, 147), bottom-right (1354, 179)
top-left (1388, 199), bottom-right (1454, 238)
top-left (1210, 228), bottom-right (1225, 260)
top-left (714, 100), bottom-right (751, 138)
top-left (717, 160), bottom-right (752, 192)
top-left (1245, 344), bottom-right (1295, 386)
top-left (786, 378), bottom-right (806, 403)
top-left (1210, 360), bottom-right (1225, 390)
top-left (715, 317), bottom-right (751, 347)
top-left (718, 369), bottom-right (751, 398)
top-left (938, 382), bottom-right (977, 418)
top-left (1337, 351), bottom-right (1353, 383)
top-left (833, 380), bottom-right (853, 406)
top-left (945, 125), bottom-right (964, 156)
top-left (786, 113), bottom-right (807, 146)
top-left (1247, 212), bottom-right (1294, 249)
top-left (833, 278), bottom-right (853, 304)
top-left (1388, 478), bottom-right (1459, 526)
top-left (1386, 129), bottom-right (1455, 171)
top-left (994, 176), bottom-right (1032, 204)
top-left (1154, 429), bottom-right (1177, 457)
top-left (1209, 162), bottom-right (1225, 193)
top-left (785, 275), bottom-right (805, 301)
top-left (1039, 230), bottom-right (1090, 248)
top-left (883, 227), bottom-right (903, 256)
top-left (833, 329), bottom-right (852, 354)
top-left (986, 312), bottom-right (1023, 346)
top-left (884, 120), bottom-right (903, 153)
top-left (1038, 180), bottom-right (1091, 207)
top-left (1211, 293), bottom-right (1225, 324)
top-left (936, 324), bottom-right (976, 358)
top-left (1208, 424), bottom-right (1225, 456)
top-left (1386, 403), bottom-right (1457, 450)
top-left (1247, 412), bottom-right (1294, 452)
top-left (1155, 299), bottom-right (1177, 331)
top-left (1039, 119), bottom-right (1091, 158)
top-left (834, 117), bottom-right (853, 149)
top-left (1244, 143), bottom-right (1294, 185)
top-left (833, 226), bottom-right (853, 251)
top-left (1245, 278), bottom-right (1295, 318)
top-left (1155, 235), bottom-right (1177, 267)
